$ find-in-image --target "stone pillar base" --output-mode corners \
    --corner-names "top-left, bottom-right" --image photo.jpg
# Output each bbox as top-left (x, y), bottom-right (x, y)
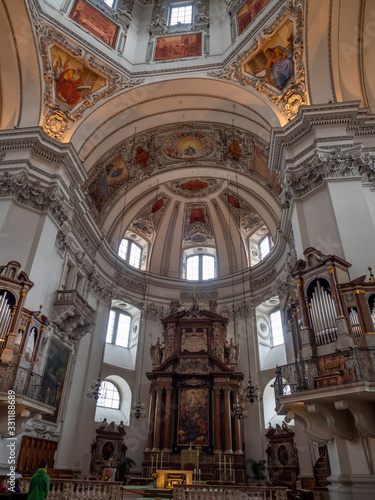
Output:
top-left (328, 473), bottom-right (375, 500)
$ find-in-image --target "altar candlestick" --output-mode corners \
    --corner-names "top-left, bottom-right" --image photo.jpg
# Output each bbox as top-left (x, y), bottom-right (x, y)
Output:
top-left (156, 453), bottom-right (158, 472)
top-left (199, 469), bottom-right (201, 482)
top-left (229, 457), bottom-right (232, 480)
top-left (151, 455), bottom-right (154, 475)
top-left (224, 455), bottom-right (226, 476)
top-left (161, 451), bottom-right (163, 470)
top-left (194, 469), bottom-right (196, 482)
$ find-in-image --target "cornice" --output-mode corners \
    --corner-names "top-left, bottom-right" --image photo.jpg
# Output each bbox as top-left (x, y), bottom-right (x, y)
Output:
top-left (0, 127), bottom-right (86, 185)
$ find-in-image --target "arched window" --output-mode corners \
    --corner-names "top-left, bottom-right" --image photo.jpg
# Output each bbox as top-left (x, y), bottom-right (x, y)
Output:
top-left (259, 235), bottom-right (271, 260)
top-left (118, 239), bottom-right (142, 269)
top-left (186, 254), bottom-right (215, 280)
top-left (106, 310), bottom-right (131, 348)
top-left (97, 381), bottom-right (121, 409)
top-left (249, 226), bottom-right (273, 266)
top-left (104, 0), bottom-right (115, 7)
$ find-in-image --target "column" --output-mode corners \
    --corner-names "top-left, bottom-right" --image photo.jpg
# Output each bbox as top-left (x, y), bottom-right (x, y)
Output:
top-left (152, 387), bottom-right (164, 452)
top-left (295, 278), bottom-right (316, 359)
top-left (214, 388), bottom-right (222, 453)
top-left (163, 387), bottom-right (172, 451)
top-left (223, 388), bottom-right (233, 453)
top-left (146, 388), bottom-right (156, 452)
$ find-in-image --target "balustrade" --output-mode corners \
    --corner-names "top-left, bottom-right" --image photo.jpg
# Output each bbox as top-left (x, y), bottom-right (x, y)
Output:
top-left (173, 485), bottom-right (287, 500)
top-left (19, 478), bottom-right (122, 500)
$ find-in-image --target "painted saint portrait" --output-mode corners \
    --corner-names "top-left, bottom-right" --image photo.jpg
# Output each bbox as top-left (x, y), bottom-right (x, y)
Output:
top-left (237, 0), bottom-right (271, 35)
top-left (190, 208), bottom-right (206, 224)
top-left (155, 33), bottom-right (202, 61)
top-left (69, 0), bottom-right (119, 49)
top-left (88, 156), bottom-right (129, 213)
top-left (253, 145), bottom-right (281, 193)
top-left (43, 340), bottom-right (70, 423)
top-left (244, 20), bottom-right (294, 90)
top-left (102, 441), bottom-right (115, 460)
top-left (177, 388), bottom-right (209, 446)
top-left (51, 47), bottom-right (105, 110)
top-left (163, 131), bottom-right (214, 159)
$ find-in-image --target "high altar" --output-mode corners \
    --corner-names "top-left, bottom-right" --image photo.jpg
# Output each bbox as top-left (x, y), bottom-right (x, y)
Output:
top-left (144, 300), bottom-right (246, 483)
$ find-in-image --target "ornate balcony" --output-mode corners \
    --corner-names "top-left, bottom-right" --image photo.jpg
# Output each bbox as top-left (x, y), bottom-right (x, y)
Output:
top-left (0, 366), bottom-right (59, 436)
top-left (274, 349), bottom-right (375, 442)
top-left (52, 289), bottom-right (95, 341)
top-left (274, 348), bottom-right (375, 399)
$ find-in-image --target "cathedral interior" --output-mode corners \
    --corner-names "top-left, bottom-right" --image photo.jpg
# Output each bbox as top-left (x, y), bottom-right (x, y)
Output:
top-left (0, 0), bottom-right (375, 499)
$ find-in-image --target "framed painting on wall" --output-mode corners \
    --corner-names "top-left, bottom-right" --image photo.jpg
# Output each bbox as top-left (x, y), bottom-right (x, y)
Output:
top-left (69, 0), bottom-right (119, 49)
top-left (42, 340), bottom-right (71, 423)
top-left (177, 387), bottom-right (209, 447)
top-left (154, 33), bottom-right (202, 61)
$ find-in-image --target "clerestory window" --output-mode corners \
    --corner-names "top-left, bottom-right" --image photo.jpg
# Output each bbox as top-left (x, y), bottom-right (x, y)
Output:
top-left (169, 3), bottom-right (193, 25)
top-left (106, 309), bottom-right (132, 348)
top-left (118, 239), bottom-right (142, 269)
top-left (270, 310), bottom-right (284, 347)
top-left (186, 254), bottom-right (215, 280)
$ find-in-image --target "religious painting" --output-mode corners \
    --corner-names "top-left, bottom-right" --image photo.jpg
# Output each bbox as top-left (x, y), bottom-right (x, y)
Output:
top-left (190, 208), bottom-right (206, 224)
top-left (51, 47), bottom-right (106, 110)
top-left (69, 0), bottom-right (119, 49)
top-left (152, 199), bottom-right (164, 213)
top-left (180, 180), bottom-right (208, 192)
top-left (155, 33), bottom-right (202, 61)
top-left (228, 194), bottom-right (240, 209)
top-left (177, 388), bottom-right (209, 446)
top-left (244, 20), bottom-right (294, 90)
top-left (134, 146), bottom-right (150, 168)
top-left (253, 146), bottom-right (281, 193)
top-left (43, 340), bottom-right (70, 423)
top-left (102, 441), bottom-right (115, 460)
top-left (180, 328), bottom-right (208, 355)
top-left (163, 131), bottom-right (215, 159)
top-left (237, 0), bottom-right (271, 35)
top-left (88, 156), bottom-right (129, 213)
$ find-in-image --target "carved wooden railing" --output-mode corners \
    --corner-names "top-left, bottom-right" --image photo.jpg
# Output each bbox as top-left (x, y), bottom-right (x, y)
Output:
top-left (173, 485), bottom-right (288, 500)
top-left (19, 478), bottom-right (122, 499)
top-left (274, 348), bottom-right (375, 400)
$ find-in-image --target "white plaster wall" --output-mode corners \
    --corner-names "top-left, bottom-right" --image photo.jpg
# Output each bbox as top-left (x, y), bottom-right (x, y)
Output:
top-left (328, 180), bottom-right (375, 279)
top-left (290, 186), bottom-right (344, 261)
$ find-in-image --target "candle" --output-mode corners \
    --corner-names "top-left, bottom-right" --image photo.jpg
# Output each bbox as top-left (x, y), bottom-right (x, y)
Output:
top-left (156, 453), bottom-right (158, 472)
top-left (224, 455), bottom-right (226, 475)
top-left (219, 452), bottom-right (221, 472)
top-left (199, 469), bottom-right (201, 482)
top-left (161, 451), bottom-right (163, 470)
top-left (229, 457), bottom-right (232, 479)
top-left (151, 455), bottom-right (154, 475)
top-left (194, 469), bottom-right (196, 482)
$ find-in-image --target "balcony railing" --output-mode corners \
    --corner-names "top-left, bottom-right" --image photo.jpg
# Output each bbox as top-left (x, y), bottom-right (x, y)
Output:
top-left (274, 348), bottom-right (375, 400)
top-left (0, 366), bottom-right (59, 407)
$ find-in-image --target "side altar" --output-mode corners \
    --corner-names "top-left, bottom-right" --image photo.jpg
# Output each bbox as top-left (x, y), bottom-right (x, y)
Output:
top-left (143, 300), bottom-right (246, 484)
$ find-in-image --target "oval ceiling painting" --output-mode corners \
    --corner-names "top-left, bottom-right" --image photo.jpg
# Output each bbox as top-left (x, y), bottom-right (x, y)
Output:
top-left (163, 131), bottom-right (215, 159)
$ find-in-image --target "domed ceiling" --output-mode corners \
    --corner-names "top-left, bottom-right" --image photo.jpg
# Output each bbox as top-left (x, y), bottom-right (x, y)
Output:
top-left (85, 122), bottom-right (282, 278)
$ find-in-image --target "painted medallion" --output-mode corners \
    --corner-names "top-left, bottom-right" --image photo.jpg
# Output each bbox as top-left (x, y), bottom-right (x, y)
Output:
top-left (163, 132), bottom-right (215, 159)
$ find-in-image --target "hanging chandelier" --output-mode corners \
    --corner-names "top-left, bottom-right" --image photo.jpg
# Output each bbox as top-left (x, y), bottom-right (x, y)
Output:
top-left (131, 399), bottom-right (146, 419)
top-left (86, 377), bottom-right (102, 400)
top-left (231, 390), bottom-right (248, 419)
top-left (243, 374), bottom-right (259, 404)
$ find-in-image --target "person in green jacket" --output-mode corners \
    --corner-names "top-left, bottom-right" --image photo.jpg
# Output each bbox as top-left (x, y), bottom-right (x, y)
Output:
top-left (28, 460), bottom-right (50, 500)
